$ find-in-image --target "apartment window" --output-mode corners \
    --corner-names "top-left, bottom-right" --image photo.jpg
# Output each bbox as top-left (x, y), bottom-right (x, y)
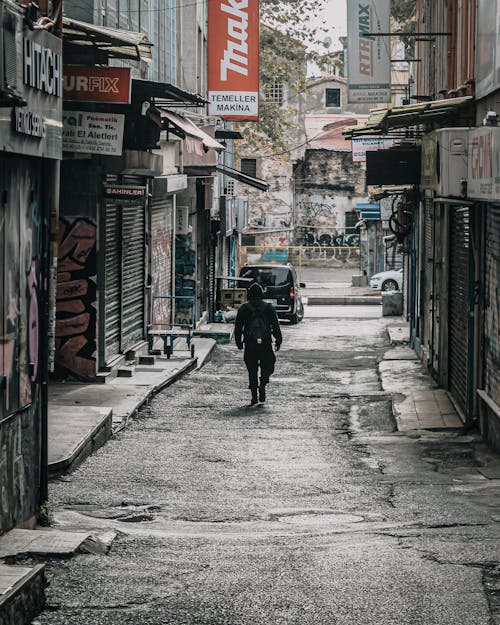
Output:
top-left (241, 158), bottom-right (257, 178)
top-left (325, 88), bottom-right (341, 108)
top-left (265, 80), bottom-right (284, 106)
top-left (345, 211), bottom-right (358, 231)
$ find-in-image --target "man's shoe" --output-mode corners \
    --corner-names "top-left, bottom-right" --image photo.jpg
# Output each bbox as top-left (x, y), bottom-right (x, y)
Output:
top-left (250, 389), bottom-right (258, 405)
top-left (258, 386), bottom-right (266, 403)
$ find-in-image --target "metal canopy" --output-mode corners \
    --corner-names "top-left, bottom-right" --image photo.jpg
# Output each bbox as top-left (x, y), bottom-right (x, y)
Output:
top-left (133, 80), bottom-right (207, 108)
top-left (63, 17), bottom-right (153, 62)
top-left (216, 164), bottom-right (269, 192)
top-left (343, 96), bottom-right (474, 138)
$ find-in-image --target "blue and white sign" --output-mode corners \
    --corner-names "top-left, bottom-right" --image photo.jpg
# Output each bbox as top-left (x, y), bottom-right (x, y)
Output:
top-left (356, 202), bottom-right (381, 219)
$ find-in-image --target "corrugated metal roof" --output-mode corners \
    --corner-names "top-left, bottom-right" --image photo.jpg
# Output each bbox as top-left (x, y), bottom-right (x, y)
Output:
top-left (343, 96), bottom-right (474, 138)
top-left (63, 17), bottom-right (153, 62)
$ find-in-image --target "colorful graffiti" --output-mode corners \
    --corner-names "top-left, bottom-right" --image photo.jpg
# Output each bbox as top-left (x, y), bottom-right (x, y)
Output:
top-left (55, 217), bottom-right (97, 380)
top-left (151, 210), bottom-right (173, 327)
top-left (1, 166), bottom-right (43, 419)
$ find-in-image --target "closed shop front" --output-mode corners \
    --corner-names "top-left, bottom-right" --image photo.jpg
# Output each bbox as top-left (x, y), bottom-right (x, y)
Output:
top-left (102, 177), bottom-right (147, 364)
top-left (448, 205), bottom-right (474, 420)
top-left (483, 204), bottom-right (500, 411)
top-left (421, 197), bottom-right (434, 361)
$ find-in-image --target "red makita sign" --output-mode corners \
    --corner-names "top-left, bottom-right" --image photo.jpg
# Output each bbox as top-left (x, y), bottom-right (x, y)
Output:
top-left (63, 66), bottom-right (131, 104)
top-left (208, 0), bottom-right (260, 121)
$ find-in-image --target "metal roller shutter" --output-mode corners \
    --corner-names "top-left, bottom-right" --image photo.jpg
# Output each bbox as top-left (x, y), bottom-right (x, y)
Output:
top-left (448, 206), bottom-right (471, 419)
top-left (422, 198), bottom-right (434, 352)
top-left (104, 201), bottom-right (121, 359)
top-left (484, 205), bottom-right (500, 404)
top-left (121, 202), bottom-right (145, 350)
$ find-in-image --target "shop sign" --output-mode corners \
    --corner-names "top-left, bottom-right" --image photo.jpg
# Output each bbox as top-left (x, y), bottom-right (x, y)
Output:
top-left (63, 66), bottom-right (131, 104)
top-left (352, 137), bottom-right (394, 162)
top-left (208, 0), bottom-right (260, 120)
top-left (104, 185), bottom-right (146, 199)
top-left (467, 127), bottom-right (500, 200)
top-left (23, 37), bottom-right (62, 97)
top-left (347, 0), bottom-right (391, 103)
top-left (356, 202), bottom-right (381, 219)
top-left (62, 111), bottom-right (124, 155)
top-left (0, 28), bottom-right (62, 159)
top-left (12, 108), bottom-right (46, 139)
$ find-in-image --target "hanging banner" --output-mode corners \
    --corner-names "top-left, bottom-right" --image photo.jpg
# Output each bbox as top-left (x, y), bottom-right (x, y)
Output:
top-left (62, 111), bottom-right (125, 155)
top-left (352, 136), bottom-right (394, 162)
top-left (208, 0), bottom-right (260, 120)
top-left (347, 0), bottom-right (391, 104)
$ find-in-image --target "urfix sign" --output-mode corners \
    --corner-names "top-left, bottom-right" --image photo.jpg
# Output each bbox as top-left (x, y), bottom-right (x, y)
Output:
top-left (63, 66), bottom-right (131, 104)
top-left (467, 127), bottom-right (500, 200)
top-left (347, 0), bottom-right (391, 104)
top-left (208, 0), bottom-right (260, 120)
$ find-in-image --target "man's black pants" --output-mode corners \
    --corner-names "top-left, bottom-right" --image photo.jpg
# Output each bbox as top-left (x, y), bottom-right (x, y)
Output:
top-left (244, 342), bottom-right (276, 390)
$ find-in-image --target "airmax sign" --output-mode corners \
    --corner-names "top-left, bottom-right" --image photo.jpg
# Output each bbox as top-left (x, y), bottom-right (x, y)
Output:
top-left (208, 0), bottom-right (260, 120)
top-left (63, 66), bottom-right (131, 104)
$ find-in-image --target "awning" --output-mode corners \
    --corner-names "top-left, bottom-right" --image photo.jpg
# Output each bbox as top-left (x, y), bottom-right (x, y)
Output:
top-left (133, 80), bottom-right (206, 108)
top-left (343, 96), bottom-right (474, 138)
top-left (216, 164), bottom-right (269, 192)
top-left (158, 109), bottom-right (225, 155)
top-left (63, 17), bottom-right (153, 63)
top-left (215, 129), bottom-right (244, 140)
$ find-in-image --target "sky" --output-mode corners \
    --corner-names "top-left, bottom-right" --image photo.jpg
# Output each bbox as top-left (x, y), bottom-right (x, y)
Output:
top-left (316, 1), bottom-right (347, 52)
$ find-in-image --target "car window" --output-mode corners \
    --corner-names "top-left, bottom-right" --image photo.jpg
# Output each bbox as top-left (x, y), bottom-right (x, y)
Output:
top-left (240, 267), bottom-right (291, 287)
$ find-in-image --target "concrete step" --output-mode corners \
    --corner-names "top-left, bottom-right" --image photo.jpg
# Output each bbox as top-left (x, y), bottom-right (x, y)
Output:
top-left (0, 563), bottom-right (46, 625)
top-left (117, 366), bottom-right (135, 378)
top-left (138, 355), bottom-right (156, 366)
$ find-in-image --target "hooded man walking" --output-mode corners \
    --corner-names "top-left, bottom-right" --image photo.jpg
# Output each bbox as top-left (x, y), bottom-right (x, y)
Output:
top-left (234, 283), bottom-right (282, 405)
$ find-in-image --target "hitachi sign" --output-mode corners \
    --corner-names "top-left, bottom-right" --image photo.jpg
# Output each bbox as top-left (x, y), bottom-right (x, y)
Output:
top-left (220, 0), bottom-right (249, 80)
top-left (23, 38), bottom-right (62, 97)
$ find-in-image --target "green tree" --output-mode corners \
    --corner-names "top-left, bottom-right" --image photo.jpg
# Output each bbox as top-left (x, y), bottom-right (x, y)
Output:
top-left (239, 0), bottom-right (329, 152)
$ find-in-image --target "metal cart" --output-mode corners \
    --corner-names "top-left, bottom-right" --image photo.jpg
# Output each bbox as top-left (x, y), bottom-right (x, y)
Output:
top-left (147, 295), bottom-right (196, 359)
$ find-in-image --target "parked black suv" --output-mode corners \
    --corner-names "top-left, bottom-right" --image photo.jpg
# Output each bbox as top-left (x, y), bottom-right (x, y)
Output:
top-left (239, 263), bottom-right (305, 324)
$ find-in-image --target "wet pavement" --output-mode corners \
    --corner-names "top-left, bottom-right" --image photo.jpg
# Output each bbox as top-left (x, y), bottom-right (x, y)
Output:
top-left (35, 304), bottom-right (500, 625)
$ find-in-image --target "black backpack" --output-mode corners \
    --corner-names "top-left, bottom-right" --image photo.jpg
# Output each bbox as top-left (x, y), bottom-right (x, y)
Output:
top-left (246, 303), bottom-right (270, 345)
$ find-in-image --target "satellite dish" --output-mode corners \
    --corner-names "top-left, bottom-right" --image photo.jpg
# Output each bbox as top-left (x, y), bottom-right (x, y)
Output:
top-left (322, 36), bottom-right (333, 49)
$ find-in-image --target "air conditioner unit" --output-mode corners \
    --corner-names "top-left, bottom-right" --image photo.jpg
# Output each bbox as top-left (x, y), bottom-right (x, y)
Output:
top-left (421, 128), bottom-right (469, 197)
top-left (0, 1), bottom-right (23, 105)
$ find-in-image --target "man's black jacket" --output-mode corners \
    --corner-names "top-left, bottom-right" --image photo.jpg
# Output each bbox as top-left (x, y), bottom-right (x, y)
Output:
top-left (234, 299), bottom-right (282, 350)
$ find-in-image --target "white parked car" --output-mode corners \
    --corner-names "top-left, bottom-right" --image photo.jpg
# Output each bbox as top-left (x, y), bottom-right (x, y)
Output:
top-left (370, 268), bottom-right (403, 291)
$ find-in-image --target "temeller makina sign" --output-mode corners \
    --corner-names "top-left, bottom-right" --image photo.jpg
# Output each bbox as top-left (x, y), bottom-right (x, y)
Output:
top-left (347, 0), bottom-right (391, 104)
top-left (208, 0), bottom-right (260, 120)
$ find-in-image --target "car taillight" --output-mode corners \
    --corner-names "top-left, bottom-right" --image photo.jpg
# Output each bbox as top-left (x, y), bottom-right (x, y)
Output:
top-left (290, 286), bottom-right (295, 299)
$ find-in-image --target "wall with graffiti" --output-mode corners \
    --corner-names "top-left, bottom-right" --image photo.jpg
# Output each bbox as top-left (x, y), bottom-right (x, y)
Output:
top-left (151, 201), bottom-right (174, 327)
top-left (0, 158), bottom-right (46, 532)
top-left (54, 217), bottom-right (97, 380)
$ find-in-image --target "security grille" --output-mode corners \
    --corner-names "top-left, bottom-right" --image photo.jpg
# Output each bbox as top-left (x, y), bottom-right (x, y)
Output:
top-left (448, 206), bottom-right (471, 420)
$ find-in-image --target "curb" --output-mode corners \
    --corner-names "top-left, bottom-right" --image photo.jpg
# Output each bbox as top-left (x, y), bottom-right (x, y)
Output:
top-left (307, 296), bottom-right (382, 305)
top-left (0, 564), bottom-right (46, 625)
top-left (48, 346), bottom-right (217, 477)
